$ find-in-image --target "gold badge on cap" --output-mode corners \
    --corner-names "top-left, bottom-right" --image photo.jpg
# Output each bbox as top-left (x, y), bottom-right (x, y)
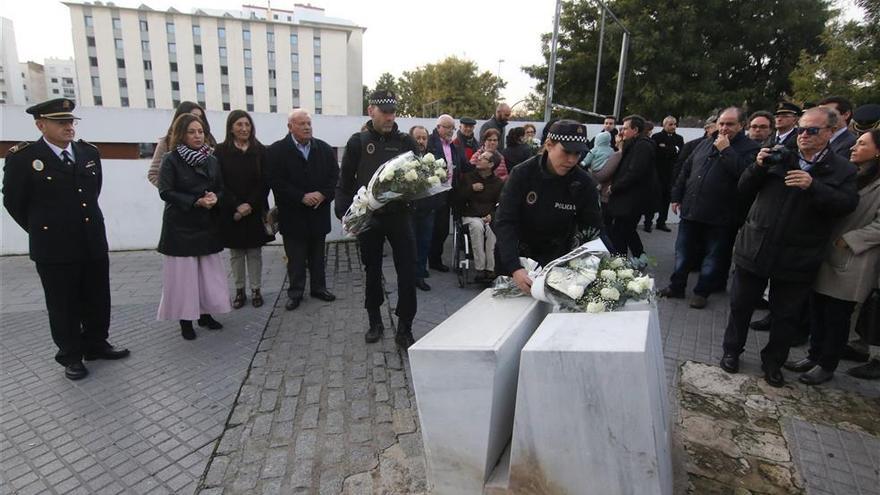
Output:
top-left (32, 159), bottom-right (44, 171)
top-left (62, 100), bottom-right (72, 110)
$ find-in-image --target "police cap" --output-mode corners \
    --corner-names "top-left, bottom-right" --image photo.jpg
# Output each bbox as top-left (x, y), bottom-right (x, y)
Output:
top-left (26, 98), bottom-right (80, 120)
top-left (850, 104), bottom-right (880, 133)
top-left (546, 120), bottom-right (588, 154)
top-left (368, 90), bottom-right (397, 112)
top-left (774, 101), bottom-right (802, 116)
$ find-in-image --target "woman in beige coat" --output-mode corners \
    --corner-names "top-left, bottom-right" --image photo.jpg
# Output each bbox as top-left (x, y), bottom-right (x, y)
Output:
top-left (786, 129), bottom-right (880, 384)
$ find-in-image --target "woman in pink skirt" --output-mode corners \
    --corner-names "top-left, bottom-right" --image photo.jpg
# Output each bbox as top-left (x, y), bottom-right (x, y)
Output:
top-left (157, 113), bottom-right (232, 339)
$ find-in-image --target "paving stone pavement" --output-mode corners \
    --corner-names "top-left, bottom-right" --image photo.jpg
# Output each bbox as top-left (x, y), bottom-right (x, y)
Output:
top-left (2, 225), bottom-right (878, 494)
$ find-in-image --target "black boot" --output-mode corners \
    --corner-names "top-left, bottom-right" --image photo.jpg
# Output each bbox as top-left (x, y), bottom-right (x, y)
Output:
top-left (365, 321), bottom-right (384, 343)
top-left (395, 321), bottom-right (416, 350)
top-left (180, 320), bottom-right (196, 340)
top-left (198, 314), bottom-right (223, 330)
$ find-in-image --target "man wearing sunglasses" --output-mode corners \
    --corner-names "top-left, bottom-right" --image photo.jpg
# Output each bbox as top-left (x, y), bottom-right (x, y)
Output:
top-left (720, 106), bottom-right (859, 388)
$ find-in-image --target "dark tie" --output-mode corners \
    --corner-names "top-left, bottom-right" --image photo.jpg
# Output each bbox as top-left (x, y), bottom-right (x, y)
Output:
top-left (61, 150), bottom-right (74, 167)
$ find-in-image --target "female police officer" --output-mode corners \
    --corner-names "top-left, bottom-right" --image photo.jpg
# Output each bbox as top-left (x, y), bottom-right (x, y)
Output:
top-left (494, 120), bottom-right (605, 294)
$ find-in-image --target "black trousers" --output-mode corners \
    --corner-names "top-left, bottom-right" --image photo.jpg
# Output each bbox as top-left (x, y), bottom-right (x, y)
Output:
top-left (358, 212), bottom-right (417, 325)
top-left (722, 266), bottom-right (813, 368)
top-left (808, 292), bottom-right (857, 372)
top-left (35, 257), bottom-right (111, 366)
top-left (283, 235), bottom-right (327, 299)
top-left (429, 200), bottom-right (450, 266)
top-left (608, 214), bottom-right (645, 258)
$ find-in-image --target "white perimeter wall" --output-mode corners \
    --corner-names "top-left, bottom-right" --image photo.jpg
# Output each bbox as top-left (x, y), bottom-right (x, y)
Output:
top-left (1, 105), bottom-right (704, 255)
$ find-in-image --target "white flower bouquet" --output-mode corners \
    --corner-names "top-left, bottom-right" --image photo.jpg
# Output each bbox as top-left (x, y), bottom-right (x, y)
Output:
top-left (342, 151), bottom-right (451, 235)
top-left (491, 257), bottom-right (542, 298)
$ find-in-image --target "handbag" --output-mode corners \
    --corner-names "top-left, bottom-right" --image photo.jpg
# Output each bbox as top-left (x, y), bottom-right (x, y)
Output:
top-left (855, 288), bottom-right (880, 346)
top-left (263, 206), bottom-right (279, 236)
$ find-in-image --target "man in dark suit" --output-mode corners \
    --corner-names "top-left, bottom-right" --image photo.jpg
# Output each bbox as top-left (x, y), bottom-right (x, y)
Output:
top-left (267, 109), bottom-right (338, 311)
top-left (649, 116), bottom-right (685, 232)
top-left (817, 95), bottom-right (858, 159)
top-left (2, 98), bottom-right (129, 380)
top-left (770, 102), bottom-right (801, 149)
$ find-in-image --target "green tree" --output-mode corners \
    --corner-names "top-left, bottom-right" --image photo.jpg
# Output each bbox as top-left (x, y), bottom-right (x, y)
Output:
top-left (373, 72), bottom-right (399, 94)
top-left (524, 0), bottom-right (833, 120)
top-left (791, 0), bottom-right (879, 105)
top-left (394, 57), bottom-right (505, 118)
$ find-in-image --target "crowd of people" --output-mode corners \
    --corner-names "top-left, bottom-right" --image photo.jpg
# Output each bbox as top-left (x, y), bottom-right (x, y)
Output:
top-left (3, 94), bottom-right (879, 390)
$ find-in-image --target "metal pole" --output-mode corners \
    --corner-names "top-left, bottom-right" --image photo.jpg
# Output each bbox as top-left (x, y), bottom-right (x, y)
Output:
top-left (593, 5), bottom-right (605, 114)
top-left (544, 0), bottom-right (562, 122)
top-left (612, 32), bottom-right (629, 120)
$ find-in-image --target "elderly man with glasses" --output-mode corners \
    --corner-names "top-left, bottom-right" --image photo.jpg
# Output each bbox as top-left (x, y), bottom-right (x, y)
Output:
top-left (719, 106), bottom-right (859, 388)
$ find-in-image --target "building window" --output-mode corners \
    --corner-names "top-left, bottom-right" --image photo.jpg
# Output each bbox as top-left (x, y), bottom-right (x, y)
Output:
top-left (244, 68), bottom-right (252, 78)
top-left (221, 84), bottom-right (229, 94)
top-left (63, 77), bottom-right (73, 84)
top-left (243, 49), bottom-right (251, 60)
top-left (315, 108), bottom-right (322, 115)
top-left (52, 88), bottom-right (60, 95)
top-left (242, 29), bottom-right (251, 41)
top-left (121, 97), bottom-right (129, 107)
top-left (171, 81), bottom-right (180, 90)
top-left (270, 104), bottom-right (277, 112)
top-left (268, 69), bottom-right (276, 79)
top-left (144, 60), bottom-right (152, 70)
top-left (314, 56), bottom-right (321, 72)
top-left (313, 35), bottom-right (321, 50)
top-left (267, 32), bottom-right (274, 43)
top-left (84, 15), bottom-right (94, 27)
top-left (87, 36), bottom-right (96, 47)
top-left (218, 47), bottom-right (226, 57)
top-left (197, 83), bottom-right (205, 93)
top-left (89, 57), bottom-right (98, 67)
top-left (145, 79), bottom-right (153, 89)
top-left (166, 22), bottom-right (174, 33)
top-left (114, 38), bottom-right (124, 50)
top-left (192, 25), bottom-right (201, 36)
top-left (315, 90), bottom-right (322, 105)
top-left (218, 27), bottom-right (226, 38)
top-left (139, 20), bottom-right (148, 31)
top-left (246, 86), bottom-right (253, 95)
top-left (173, 99), bottom-right (180, 107)
top-left (141, 40), bottom-right (150, 51)
top-left (222, 102), bottom-right (230, 111)
top-left (290, 53), bottom-right (299, 65)
top-left (273, 14), bottom-right (278, 19)
top-left (116, 58), bottom-right (125, 68)
top-left (170, 62), bottom-right (177, 72)
top-left (268, 51), bottom-right (275, 62)
top-left (168, 43), bottom-right (176, 54)
top-left (292, 89), bottom-right (300, 98)
top-left (269, 87), bottom-right (276, 97)
top-left (195, 64), bottom-right (203, 74)
top-left (113, 18), bottom-right (122, 29)
top-left (247, 103), bottom-right (254, 111)
top-left (289, 34), bottom-right (298, 46)
top-left (147, 98), bottom-right (156, 108)
top-left (91, 76), bottom-right (100, 87)
top-left (292, 71), bottom-right (299, 83)
top-left (314, 74), bottom-right (321, 84)
top-left (118, 78), bottom-right (127, 88)
top-left (94, 96), bottom-right (102, 106)
top-left (287, 16), bottom-right (292, 21)
top-left (51, 77), bottom-right (59, 83)
top-left (220, 66), bottom-right (228, 75)
top-left (194, 45), bottom-right (202, 55)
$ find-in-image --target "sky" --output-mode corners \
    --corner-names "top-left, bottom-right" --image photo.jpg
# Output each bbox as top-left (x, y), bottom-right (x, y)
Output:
top-left (3, 0), bottom-right (557, 106)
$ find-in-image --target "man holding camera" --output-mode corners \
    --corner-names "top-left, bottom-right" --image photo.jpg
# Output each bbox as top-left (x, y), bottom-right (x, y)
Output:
top-left (720, 106), bottom-right (859, 388)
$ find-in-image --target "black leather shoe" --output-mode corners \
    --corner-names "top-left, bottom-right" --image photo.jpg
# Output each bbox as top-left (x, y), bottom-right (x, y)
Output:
top-left (658, 287), bottom-right (685, 299)
top-left (656, 223), bottom-right (671, 232)
top-left (285, 297), bottom-right (302, 311)
top-left (799, 365), bottom-right (834, 386)
top-left (720, 354), bottom-right (740, 373)
top-left (365, 322), bottom-right (384, 343)
top-left (429, 263), bottom-right (450, 273)
top-left (749, 314), bottom-right (771, 331)
top-left (310, 289), bottom-right (336, 302)
top-left (65, 362), bottom-right (89, 380)
top-left (841, 344), bottom-right (870, 362)
top-left (416, 279), bottom-right (431, 291)
top-left (689, 295), bottom-right (708, 309)
top-left (180, 321), bottom-right (196, 340)
top-left (197, 314), bottom-right (223, 330)
top-left (783, 357), bottom-right (817, 372)
top-left (847, 359), bottom-right (880, 379)
top-left (84, 345), bottom-right (130, 361)
top-left (761, 363), bottom-right (785, 388)
top-left (395, 322), bottom-right (416, 349)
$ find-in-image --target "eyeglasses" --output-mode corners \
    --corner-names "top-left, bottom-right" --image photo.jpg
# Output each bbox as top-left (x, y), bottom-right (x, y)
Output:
top-left (796, 126), bottom-right (829, 135)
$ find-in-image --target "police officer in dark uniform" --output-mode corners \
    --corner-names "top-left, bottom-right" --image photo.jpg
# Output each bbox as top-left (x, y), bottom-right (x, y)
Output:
top-left (2, 98), bottom-right (129, 380)
top-left (494, 120), bottom-right (605, 294)
top-left (335, 90), bottom-right (419, 349)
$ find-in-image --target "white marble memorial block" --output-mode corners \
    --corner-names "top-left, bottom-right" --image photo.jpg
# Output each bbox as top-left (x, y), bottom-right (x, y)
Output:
top-left (508, 310), bottom-right (672, 495)
top-left (409, 289), bottom-right (549, 495)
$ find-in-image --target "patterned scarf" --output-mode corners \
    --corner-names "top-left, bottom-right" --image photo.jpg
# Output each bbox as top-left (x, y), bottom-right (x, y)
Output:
top-left (175, 144), bottom-right (212, 167)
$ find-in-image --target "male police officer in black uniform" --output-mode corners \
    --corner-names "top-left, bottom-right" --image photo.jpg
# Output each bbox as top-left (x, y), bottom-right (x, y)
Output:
top-left (494, 120), bottom-right (605, 294)
top-left (335, 90), bottom-right (419, 349)
top-left (2, 98), bottom-right (129, 380)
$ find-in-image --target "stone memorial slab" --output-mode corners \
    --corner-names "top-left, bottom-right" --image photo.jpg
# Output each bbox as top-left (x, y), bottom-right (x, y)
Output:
top-left (409, 289), bottom-right (549, 495)
top-left (508, 310), bottom-right (672, 495)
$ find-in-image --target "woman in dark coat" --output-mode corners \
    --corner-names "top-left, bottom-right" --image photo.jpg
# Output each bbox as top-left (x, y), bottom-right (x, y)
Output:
top-left (502, 127), bottom-right (534, 170)
top-left (157, 114), bottom-right (231, 340)
top-left (215, 110), bottom-right (274, 308)
top-left (148, 101), bottom-right (216, 187)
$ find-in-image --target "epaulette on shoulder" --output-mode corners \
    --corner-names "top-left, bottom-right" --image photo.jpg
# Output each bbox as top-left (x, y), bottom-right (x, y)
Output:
top-left (7, 141), bottom-right (31, 155)
top-left (78, 139), bottom-right (98, 149)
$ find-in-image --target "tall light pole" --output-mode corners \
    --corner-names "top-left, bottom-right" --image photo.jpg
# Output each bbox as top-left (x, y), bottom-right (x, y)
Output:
top-left (543, 0), bottom-right (562, 122)
top-left (497, 58), bottom-right (505, 78)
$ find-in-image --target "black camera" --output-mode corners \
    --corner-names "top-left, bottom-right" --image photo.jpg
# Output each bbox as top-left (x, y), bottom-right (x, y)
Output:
top-left (764, 144), bottom-right (793, 165)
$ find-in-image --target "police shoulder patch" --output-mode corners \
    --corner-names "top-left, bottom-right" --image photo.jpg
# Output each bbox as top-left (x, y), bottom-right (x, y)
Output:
top-left (7, 141), bottom-right (31, 155)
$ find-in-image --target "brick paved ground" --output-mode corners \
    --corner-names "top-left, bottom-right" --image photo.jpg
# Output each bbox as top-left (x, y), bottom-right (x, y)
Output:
top-left (2, 226), bottom-right (878, 494)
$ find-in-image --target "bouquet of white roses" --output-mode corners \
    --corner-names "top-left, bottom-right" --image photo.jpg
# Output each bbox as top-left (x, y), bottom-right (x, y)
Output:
top-left (491, 257), bottom-right (542, 298)
top-left (342, 151), bottom-right (451, 235)
top-left (575, 255), bottom-right (654, 313)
